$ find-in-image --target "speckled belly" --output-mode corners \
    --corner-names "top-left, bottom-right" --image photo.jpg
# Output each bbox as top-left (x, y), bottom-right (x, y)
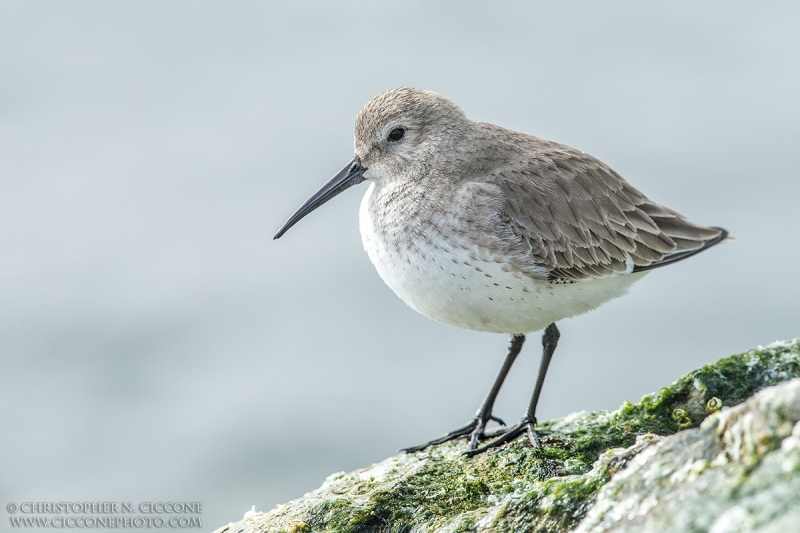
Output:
top-left (358, 184), bottom-right (644, 334)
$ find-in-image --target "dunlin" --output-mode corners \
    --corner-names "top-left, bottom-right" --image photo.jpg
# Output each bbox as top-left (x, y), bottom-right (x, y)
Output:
top-left (274, 87), bottom-right (728, 455)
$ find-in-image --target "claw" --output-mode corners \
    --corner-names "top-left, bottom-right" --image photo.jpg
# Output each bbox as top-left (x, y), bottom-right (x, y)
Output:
top-left (402, 414), bottom-right (502, 454)
top-left (489, 415), bottom-right (506, 426)
top-left (400, 421), bottom-right (473, 453)
top-left (526, 417), bottom-right (540, 447)
top-left (464, 418), bottom-right (540, 457)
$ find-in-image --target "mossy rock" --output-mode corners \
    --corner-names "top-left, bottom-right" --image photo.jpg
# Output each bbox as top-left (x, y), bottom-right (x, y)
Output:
top-left (215, 340), bottom-right (800, 533)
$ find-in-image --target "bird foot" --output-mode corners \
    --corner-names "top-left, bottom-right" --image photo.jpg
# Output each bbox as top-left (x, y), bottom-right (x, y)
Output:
top-left (465, 417), bottom-right (540, 457)
top-left (401, 414), bottom-right (505, 453)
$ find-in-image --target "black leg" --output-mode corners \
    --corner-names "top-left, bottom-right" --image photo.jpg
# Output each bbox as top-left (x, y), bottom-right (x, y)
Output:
top-left (466, 323), bottom-right (560, 456)
top-left (402, 334), bottom-right (526, 453)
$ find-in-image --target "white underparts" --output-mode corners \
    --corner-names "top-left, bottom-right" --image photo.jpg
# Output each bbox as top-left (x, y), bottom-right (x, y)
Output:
top-left (359, 183), bottom-right (647, 334)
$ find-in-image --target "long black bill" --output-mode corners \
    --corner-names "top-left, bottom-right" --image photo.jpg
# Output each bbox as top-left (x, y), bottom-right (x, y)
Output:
top-left (273, 156), bottom-right (368, 240)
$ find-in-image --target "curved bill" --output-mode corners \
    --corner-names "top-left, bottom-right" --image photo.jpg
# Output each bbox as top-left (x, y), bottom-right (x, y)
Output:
top-left (273, 156), bottom-right (368, 240)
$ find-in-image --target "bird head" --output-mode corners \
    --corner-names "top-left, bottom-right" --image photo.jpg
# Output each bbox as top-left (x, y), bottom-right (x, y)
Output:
top-left (274, 87), bottom-right (468, 239)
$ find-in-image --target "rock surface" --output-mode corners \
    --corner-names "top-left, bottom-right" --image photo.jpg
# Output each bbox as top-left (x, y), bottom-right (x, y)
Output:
top-left (215, 340), bottom-right (800, 533)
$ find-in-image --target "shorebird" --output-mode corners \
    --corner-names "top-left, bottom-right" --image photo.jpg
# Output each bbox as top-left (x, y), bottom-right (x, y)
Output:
top-left (273, 87), bottom-right (728, 455)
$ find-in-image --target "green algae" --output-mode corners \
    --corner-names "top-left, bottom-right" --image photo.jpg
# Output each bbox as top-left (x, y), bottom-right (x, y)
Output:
top-left (215, 340), bottom-right (800, 533)
top-left (545, 340), bottom-right (800, 467)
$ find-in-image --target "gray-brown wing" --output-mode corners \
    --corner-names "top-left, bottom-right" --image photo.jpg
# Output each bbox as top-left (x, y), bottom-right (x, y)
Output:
top-left (490, 140), bottom-right (727, 283)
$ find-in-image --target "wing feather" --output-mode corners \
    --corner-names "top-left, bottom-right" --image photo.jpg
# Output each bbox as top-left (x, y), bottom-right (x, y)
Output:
top-left (475, 127), bottom-right (728, 283)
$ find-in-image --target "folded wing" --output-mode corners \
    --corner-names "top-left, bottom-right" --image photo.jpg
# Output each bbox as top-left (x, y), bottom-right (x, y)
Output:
top-left (491, 140), bottom-right (727, 284)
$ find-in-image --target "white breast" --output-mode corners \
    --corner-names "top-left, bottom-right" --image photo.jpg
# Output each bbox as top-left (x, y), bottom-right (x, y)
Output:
top-left (359, 182), bottom-right (645, 334)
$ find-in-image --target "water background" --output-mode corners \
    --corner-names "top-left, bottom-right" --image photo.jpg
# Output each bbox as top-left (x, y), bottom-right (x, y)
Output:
top-left (2, 2), bottom-right (799, 531)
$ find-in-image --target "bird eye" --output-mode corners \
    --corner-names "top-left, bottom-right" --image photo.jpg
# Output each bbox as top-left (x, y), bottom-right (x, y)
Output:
top-left (387, 128), bottom-right (405, 142)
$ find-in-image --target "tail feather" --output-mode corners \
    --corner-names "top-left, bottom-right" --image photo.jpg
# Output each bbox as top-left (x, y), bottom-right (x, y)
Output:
top-left (633, 226), bottom-right (729, 273)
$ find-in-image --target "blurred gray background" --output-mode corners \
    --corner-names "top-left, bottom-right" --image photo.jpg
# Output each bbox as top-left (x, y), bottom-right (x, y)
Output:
top-left (1, 1), bottom-right (798, 531)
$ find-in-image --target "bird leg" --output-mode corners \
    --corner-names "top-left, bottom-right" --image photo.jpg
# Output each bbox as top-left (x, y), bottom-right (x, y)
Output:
top-left (466, 323), bottom-right (560, 457)
top-left (402, 334), bottom-right (525, 453)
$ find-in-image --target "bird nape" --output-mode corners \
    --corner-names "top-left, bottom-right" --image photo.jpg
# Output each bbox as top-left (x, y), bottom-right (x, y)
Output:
top-left (274, 87), bottom-right (729, 455)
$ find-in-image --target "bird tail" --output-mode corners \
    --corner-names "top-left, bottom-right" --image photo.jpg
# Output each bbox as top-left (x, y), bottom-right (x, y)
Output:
top-left (632, 225), bottom-right (729, 273)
